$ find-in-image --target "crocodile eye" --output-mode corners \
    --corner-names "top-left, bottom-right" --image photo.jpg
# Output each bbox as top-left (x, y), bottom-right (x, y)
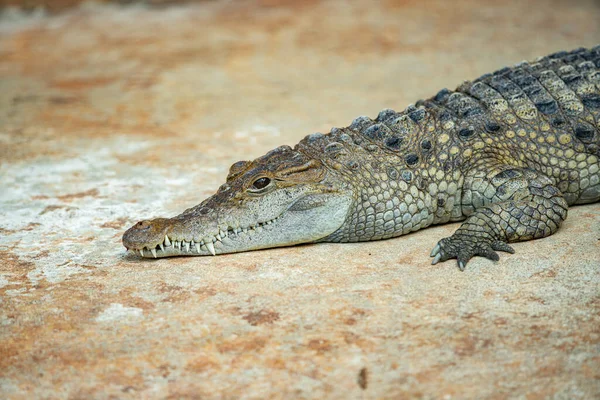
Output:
top-left (251, 177), bottom-right (271, 190)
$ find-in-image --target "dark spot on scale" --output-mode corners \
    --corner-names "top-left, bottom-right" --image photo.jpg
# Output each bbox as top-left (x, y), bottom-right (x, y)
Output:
top-left (437, 198), bottom-right (445, 207)
top-left (387, 167), bottom-right (399, 179)
top-left (405, 153), bottom-right (419, 166)
top-left (551, 117), bottom-right (565, 127)
top-left (324, 142), bottom-right (344, 154)
top-left (384, 136), bottom-right (403, 150)
top-left (575, 124), bottom-right (595, 142)
top-left (434, 88), bottom-right (451, 103)
top-left (363, 124), bottom-right (386, 140)
top-left (408, 108), bottom-right (426, 122)
top-left (495, 169), bottom-right (521, 179)
top-left (401, 170), bottom-right (413, 182)
top-left (459, 127), bottom-right (475, 139)
top-left (562, 74), bottom-right (582, 84)
top-left (377, 108), bottom-right (396, 122)
top-left (421, 139), bottom-right (432, 151)
top-left (582, 94), bottom-right (600, 109)
top-left (439, 111), bottom-right (453, 122)
top-left (485, 120), bottom-right (501, 133)
top-left (535, 99), bottom-right (558, 115)
top-left (528, 86), bottom-right (544, 97)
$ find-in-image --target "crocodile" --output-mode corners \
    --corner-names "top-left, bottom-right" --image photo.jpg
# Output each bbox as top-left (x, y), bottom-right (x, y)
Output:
top-left (123, 45), bottom-right (600, 270)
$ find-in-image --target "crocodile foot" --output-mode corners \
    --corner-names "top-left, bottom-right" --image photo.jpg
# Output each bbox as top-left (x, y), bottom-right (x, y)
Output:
top-left (430, 234), bottom-right (515, 271)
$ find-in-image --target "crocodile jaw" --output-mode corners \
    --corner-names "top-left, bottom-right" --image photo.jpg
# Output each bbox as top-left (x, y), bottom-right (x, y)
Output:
top-left (122, 193), bottom-right (353, 258)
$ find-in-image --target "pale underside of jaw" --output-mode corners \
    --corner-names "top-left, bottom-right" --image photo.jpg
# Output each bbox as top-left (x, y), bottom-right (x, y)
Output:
top-left (129, 214), bottom-right (282, 258)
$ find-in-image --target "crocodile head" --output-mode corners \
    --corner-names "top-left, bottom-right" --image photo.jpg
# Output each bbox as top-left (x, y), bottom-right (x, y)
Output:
top-left (122, 145), bottom-right (354, 258)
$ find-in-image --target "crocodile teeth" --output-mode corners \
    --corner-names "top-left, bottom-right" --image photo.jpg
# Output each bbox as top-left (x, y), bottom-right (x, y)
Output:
top-left (140, 249), bottom-right (144, 257)
top-left (195, 243), bottom-right (201, 253)
top-left (159, 243), bottom-right (164, 252)
top-left (242, 228), bottom-right (247, 233)
top-left (184, 241), bottom-right (190, 252)
top-left (151, 248), bottom-right (157, 258)
top-left (215, 234), bottom-right (222, 242)
top-left (206, 241), bottom-right (216, 256)
top-left (164, 235), bottom-right (171, 246)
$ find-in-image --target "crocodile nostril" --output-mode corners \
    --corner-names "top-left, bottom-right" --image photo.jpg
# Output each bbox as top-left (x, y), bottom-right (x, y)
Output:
top-left (135, 221), bottom-right (152, 230)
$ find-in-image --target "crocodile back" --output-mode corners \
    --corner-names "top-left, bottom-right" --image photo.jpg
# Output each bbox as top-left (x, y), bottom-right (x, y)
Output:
top-left (297, 46), bottom-right (600, 244)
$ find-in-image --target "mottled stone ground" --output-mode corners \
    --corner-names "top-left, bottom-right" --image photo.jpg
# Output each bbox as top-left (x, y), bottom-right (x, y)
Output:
top-left (1, 1), bottom-right (599, 398)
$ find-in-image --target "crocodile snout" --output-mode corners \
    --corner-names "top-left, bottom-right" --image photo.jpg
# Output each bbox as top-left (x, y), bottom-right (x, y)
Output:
top-left (122, 218), bottom-right (171, 250)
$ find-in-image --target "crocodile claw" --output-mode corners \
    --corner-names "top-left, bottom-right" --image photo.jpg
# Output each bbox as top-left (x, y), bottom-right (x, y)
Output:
top-left (430, 235), bottom-right (515, 270)
top-left (430, 244), bottom-right (441, 257)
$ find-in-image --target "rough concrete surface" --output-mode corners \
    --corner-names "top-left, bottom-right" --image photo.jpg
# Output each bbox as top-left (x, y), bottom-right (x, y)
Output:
top-left (1, 0), bottom-right (599, 398)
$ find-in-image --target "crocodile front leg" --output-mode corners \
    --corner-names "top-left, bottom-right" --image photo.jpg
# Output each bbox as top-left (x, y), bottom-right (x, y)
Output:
top-left (431, 166), bottom-right (569, 270)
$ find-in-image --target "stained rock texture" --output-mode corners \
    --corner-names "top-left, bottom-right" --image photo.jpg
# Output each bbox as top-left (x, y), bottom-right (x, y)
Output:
top-left (1, 1), bottom-right (599, 398)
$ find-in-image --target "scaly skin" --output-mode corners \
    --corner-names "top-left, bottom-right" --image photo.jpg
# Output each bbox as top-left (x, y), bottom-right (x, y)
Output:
top-left (123, 45), bottom-right (600, 270)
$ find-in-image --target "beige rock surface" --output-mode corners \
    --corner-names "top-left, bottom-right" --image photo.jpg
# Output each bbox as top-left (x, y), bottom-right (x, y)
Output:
top-left (1, 1), bottom-right (599, 398)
